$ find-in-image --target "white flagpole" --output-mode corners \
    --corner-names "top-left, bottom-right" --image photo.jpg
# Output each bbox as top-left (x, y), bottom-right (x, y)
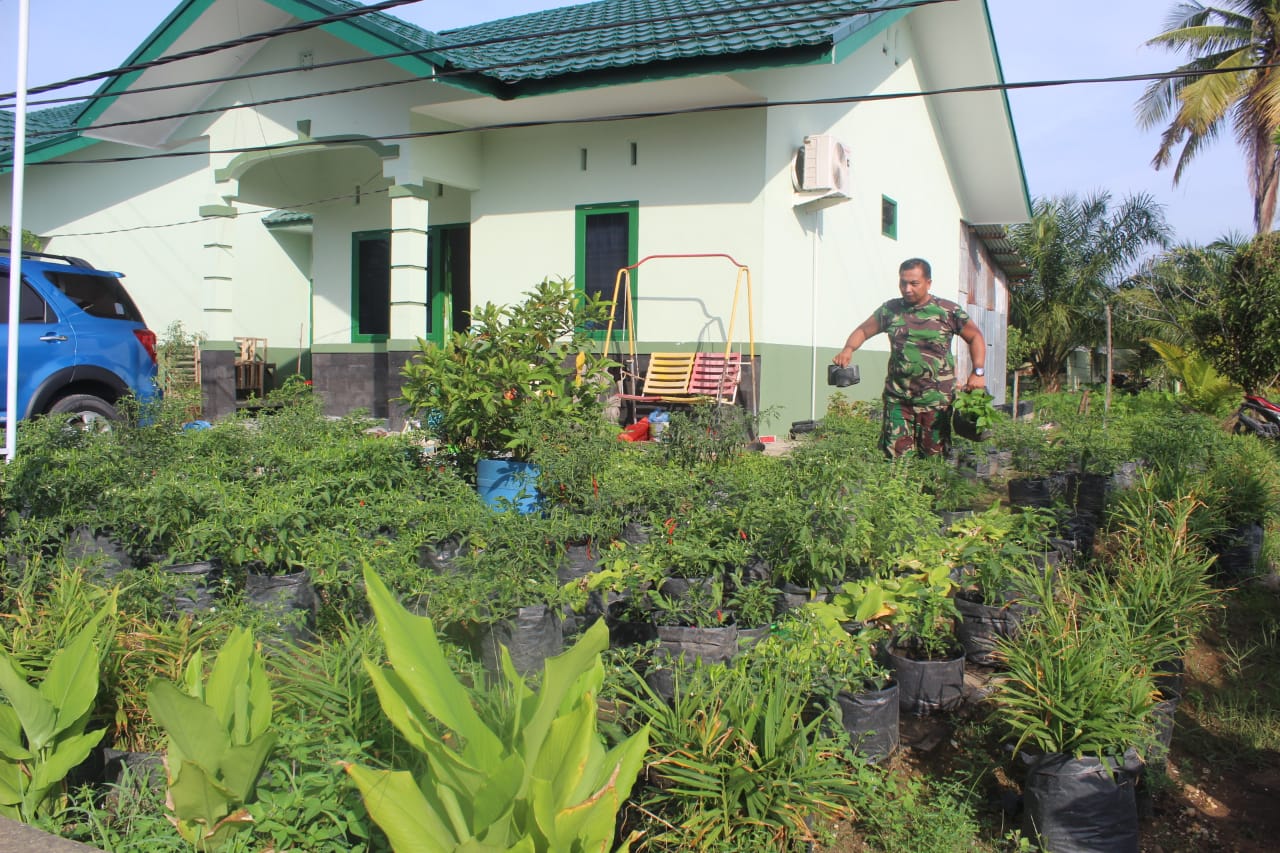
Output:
top-left (5, 0), bottom-right (30, 462)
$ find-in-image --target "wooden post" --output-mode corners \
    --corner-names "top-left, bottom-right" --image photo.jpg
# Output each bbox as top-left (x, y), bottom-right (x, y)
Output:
top-left (1104, 303), bottom-right (1113, 417)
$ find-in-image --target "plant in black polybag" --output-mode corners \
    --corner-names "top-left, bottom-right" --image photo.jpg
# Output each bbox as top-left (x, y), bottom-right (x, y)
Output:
top-left (950, 388), bottom-right (1002, 442)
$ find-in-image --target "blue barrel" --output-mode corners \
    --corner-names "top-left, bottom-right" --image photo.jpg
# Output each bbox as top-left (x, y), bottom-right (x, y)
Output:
top-left (476, 458), bottom-right (542, 513)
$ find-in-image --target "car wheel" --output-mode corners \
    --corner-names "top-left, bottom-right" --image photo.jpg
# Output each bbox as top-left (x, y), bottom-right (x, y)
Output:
top-left (48, 394), bottom-right (119, 430)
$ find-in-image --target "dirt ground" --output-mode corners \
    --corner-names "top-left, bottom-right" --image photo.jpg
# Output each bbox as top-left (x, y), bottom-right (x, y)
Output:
top-left (813, 588), bottom-right (1280, 853)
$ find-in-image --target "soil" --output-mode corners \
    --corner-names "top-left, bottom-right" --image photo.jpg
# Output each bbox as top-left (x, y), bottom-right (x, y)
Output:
top-left (813, 582), bottom-right (1280, 853)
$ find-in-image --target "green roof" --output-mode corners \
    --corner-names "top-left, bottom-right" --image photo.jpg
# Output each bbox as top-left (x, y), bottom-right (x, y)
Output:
top-left (437, 0), bottom-right (891, 86)
top-left (0, 103), bottom-right (87, 158)
top-left (262, 209), bottom-right (314, 227)
top-left (3, 0), bottom-right (896, 162)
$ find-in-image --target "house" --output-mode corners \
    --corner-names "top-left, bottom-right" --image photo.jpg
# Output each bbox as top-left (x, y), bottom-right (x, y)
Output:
top-left (1, 0), bottom-right (1030, 428)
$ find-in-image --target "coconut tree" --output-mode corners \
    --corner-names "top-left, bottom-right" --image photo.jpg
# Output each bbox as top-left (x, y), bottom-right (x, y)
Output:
top-left (1138, 1), bottom-right (1280, 233)
top-left (1008, 192), bottom-right (1171, 392)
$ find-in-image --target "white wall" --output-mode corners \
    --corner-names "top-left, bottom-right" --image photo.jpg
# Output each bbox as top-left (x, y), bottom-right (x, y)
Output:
top-left (2, 4), bottom-right (1007, 383)
top-left (744, 18), bottom-right (967, 359)
top-left (468, 109), bottom-right (768, 347)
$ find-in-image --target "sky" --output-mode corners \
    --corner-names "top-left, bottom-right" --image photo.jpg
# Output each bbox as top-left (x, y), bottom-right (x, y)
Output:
top-left (0, 0), bottom-right (1258, 246)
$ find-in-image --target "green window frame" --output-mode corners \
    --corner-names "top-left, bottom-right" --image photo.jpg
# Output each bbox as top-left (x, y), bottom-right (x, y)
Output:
top-left (575, 201), bottom-right (638, 340)
top-left (881, 195), bottom-right (898, 240)
top-left (351, 229), bottom-right (391, 342)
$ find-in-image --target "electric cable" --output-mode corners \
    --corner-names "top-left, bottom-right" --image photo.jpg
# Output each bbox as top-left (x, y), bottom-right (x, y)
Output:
top-left (12, 61), bottom-right (1277, 170)
top-left (1, 0), bottom-right (951, 111)
top-left (0, 0), bottom-right (426, 102)
top-left (49, 185), bottom-right (390, 238)
top-left (6, 1), bottom-right (948, 141)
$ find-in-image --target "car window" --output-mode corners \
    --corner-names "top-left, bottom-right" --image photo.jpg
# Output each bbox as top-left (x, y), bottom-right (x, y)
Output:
top-left (0, 282), bottom-right (54, 324)
top-left (45, 271), bottom-right (144, 322)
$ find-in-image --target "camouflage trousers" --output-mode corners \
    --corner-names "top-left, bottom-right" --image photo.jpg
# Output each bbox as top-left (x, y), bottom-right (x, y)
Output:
top-left (880, 397), bottom-right (950, 459)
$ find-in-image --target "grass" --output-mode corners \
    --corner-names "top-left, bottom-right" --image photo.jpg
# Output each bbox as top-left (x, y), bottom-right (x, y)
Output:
top-left (1181, 582), bottom-right (1280, 765)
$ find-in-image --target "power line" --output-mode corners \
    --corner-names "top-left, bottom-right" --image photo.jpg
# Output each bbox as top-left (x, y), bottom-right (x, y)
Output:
top-left (7, 2), bottom-right (943, 142)
top-left (48, 186), bottom-right (389, 238)
top-left (2, 0), bottom-right (947, 112)
top-left (0, 0), bottom-right (426, 103)
top-left (14, 61), bottom-right (1280, 170)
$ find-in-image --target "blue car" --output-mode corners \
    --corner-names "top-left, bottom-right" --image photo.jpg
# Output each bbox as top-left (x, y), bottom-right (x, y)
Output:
top-left (0, 250), bottom-right (160, 426)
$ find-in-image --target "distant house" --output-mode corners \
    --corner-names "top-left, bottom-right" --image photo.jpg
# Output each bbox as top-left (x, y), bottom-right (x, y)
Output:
top-left (2, 0), bottom-right (1029, 426)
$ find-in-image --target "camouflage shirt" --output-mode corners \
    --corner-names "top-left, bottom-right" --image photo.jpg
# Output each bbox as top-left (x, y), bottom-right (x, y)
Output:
top-left (872, 296), bottom-right (969, 408)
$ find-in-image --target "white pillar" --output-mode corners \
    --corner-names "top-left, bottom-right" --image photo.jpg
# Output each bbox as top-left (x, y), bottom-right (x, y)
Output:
top-left (199, 204), bottom-right (237, 341)
top-left (388, 185), bottom-right (429, 342)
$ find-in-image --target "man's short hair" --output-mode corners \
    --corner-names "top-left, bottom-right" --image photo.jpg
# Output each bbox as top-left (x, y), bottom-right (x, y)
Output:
top-left (899, 258), bottom-right (932, 279)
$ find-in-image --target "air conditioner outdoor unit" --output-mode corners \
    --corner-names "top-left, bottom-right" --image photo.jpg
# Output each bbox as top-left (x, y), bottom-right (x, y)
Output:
top-left (792, 134), bottom-right (851, 209)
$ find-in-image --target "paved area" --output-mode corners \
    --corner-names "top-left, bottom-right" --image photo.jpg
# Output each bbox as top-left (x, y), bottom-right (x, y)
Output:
top-left (0, 817), bottom-right (98, 852)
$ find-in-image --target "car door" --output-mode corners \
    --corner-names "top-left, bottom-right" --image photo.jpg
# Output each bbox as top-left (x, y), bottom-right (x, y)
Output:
top-left (0, 277), bottom-right (77, 422)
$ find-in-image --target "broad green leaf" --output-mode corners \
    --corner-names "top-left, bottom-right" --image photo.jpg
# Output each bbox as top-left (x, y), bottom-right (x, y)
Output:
top-left (531, 697), bottom-right (595, 807)
top-left (502, 837), bottom-right (537, 853)
top-left (205, 628), bottom-right (252, 727)
top-left (0, 654), bottom-right (57, 751)
top-left (0, 763), bottom-right (25, 806)
top-left (147, 680), bottom-right (230, 772)
top-left (0, 706), bottom-right (32, 761)
top-left (345, 763), bottom-right (456, 852)
top-left (599, 726), bottom-right (650, 807)
top-left (182, 649), bottom-right (205, 702)
top-left (217, 733), bottom-right (277, 803)
top-left (29, 727), bottom-right (107, 792)
top-left (363, 567), bottom-right (502, 763)
top-left (520, 621), bottom-right (607, 769)
top-left (167, 759), bottom-right (234, 824)
top-left (197, 807), bottom-right (255, 851)
top-left (246, 645), bottom-right (271, 739)
top-left (468, 753), bottom-right (525, 834)
top-left (362, 664), bottom-right (436, 758)
top-left (37, 622), bottom-right (100, 736)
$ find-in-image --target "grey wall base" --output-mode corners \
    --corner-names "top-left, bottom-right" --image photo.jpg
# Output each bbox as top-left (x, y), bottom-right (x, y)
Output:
top-left (199, 349), bottom-right (236, 421)
top-left (312, 352), bottom-right (414, 426)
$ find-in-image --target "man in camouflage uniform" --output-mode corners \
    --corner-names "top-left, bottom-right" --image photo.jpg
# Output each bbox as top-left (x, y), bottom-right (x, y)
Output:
top-left (832, 258), bottom-right (986, 458)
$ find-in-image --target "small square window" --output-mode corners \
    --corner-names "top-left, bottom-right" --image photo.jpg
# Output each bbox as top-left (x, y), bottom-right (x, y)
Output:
top-left (881, 196), bottom-right (898, 240)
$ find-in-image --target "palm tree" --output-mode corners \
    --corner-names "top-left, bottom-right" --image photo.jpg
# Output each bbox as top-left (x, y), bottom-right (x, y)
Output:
top-left (1138, 1), bottom-right (1280, 233)
top-left (1114, 235), bottom-right (1244, 349)
top-left (1008, 192), bottom-right (1171, 392)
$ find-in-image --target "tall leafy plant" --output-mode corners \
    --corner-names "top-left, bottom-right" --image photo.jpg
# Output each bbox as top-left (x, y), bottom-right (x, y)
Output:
top-left (398, 278), bottom-right (614, 465)
top-left (1008, 192), bottom-right (1170, 391)
top-left (147, 627), bottom-right (276, 851)
top-left (1188, 232), bottom-right (1280, 392)
top-left (994, 568), bottom-right (1155, 760)
top-left (618, 653), bottom-right (859, 852)
top-left (0, 603), bottom-right (113, 822)
top-left (345, 567), bottom-right (649, 853)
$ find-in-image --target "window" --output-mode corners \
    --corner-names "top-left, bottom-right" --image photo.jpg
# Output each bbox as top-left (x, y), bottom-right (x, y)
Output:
top-left (48, 272), bottom-right (142, 321)
top-left (0, 282), bottom-right (51, 324)
top-left (575, 201), bottom-right (638, 337)
top-left (881, 195), bottom-right (898, 240)
top-left (351, 230), bottom-right (390, 341)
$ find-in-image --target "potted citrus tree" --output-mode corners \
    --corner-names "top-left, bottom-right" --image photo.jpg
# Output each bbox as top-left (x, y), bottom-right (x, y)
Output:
top-left (398, 278), bottom-right (614, 512)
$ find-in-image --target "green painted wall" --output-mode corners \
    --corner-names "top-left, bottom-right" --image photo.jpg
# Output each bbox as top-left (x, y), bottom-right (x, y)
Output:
top-left (618, 341), bottom-right (889, 436)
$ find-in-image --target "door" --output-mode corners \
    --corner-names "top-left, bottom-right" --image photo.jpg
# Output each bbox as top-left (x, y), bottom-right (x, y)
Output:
top-left (428, 224), bottom-right (471, 341)
top-left (0, 278), bottom-right (75, 421)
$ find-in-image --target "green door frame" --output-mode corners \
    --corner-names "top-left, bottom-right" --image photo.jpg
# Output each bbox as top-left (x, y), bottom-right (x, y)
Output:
top-left (427, 223), bottom-right (470, 344)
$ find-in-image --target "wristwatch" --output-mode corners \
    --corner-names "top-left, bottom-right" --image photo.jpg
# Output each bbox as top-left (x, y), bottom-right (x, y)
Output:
top-left (973, 367), bottom-right (985, 376)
